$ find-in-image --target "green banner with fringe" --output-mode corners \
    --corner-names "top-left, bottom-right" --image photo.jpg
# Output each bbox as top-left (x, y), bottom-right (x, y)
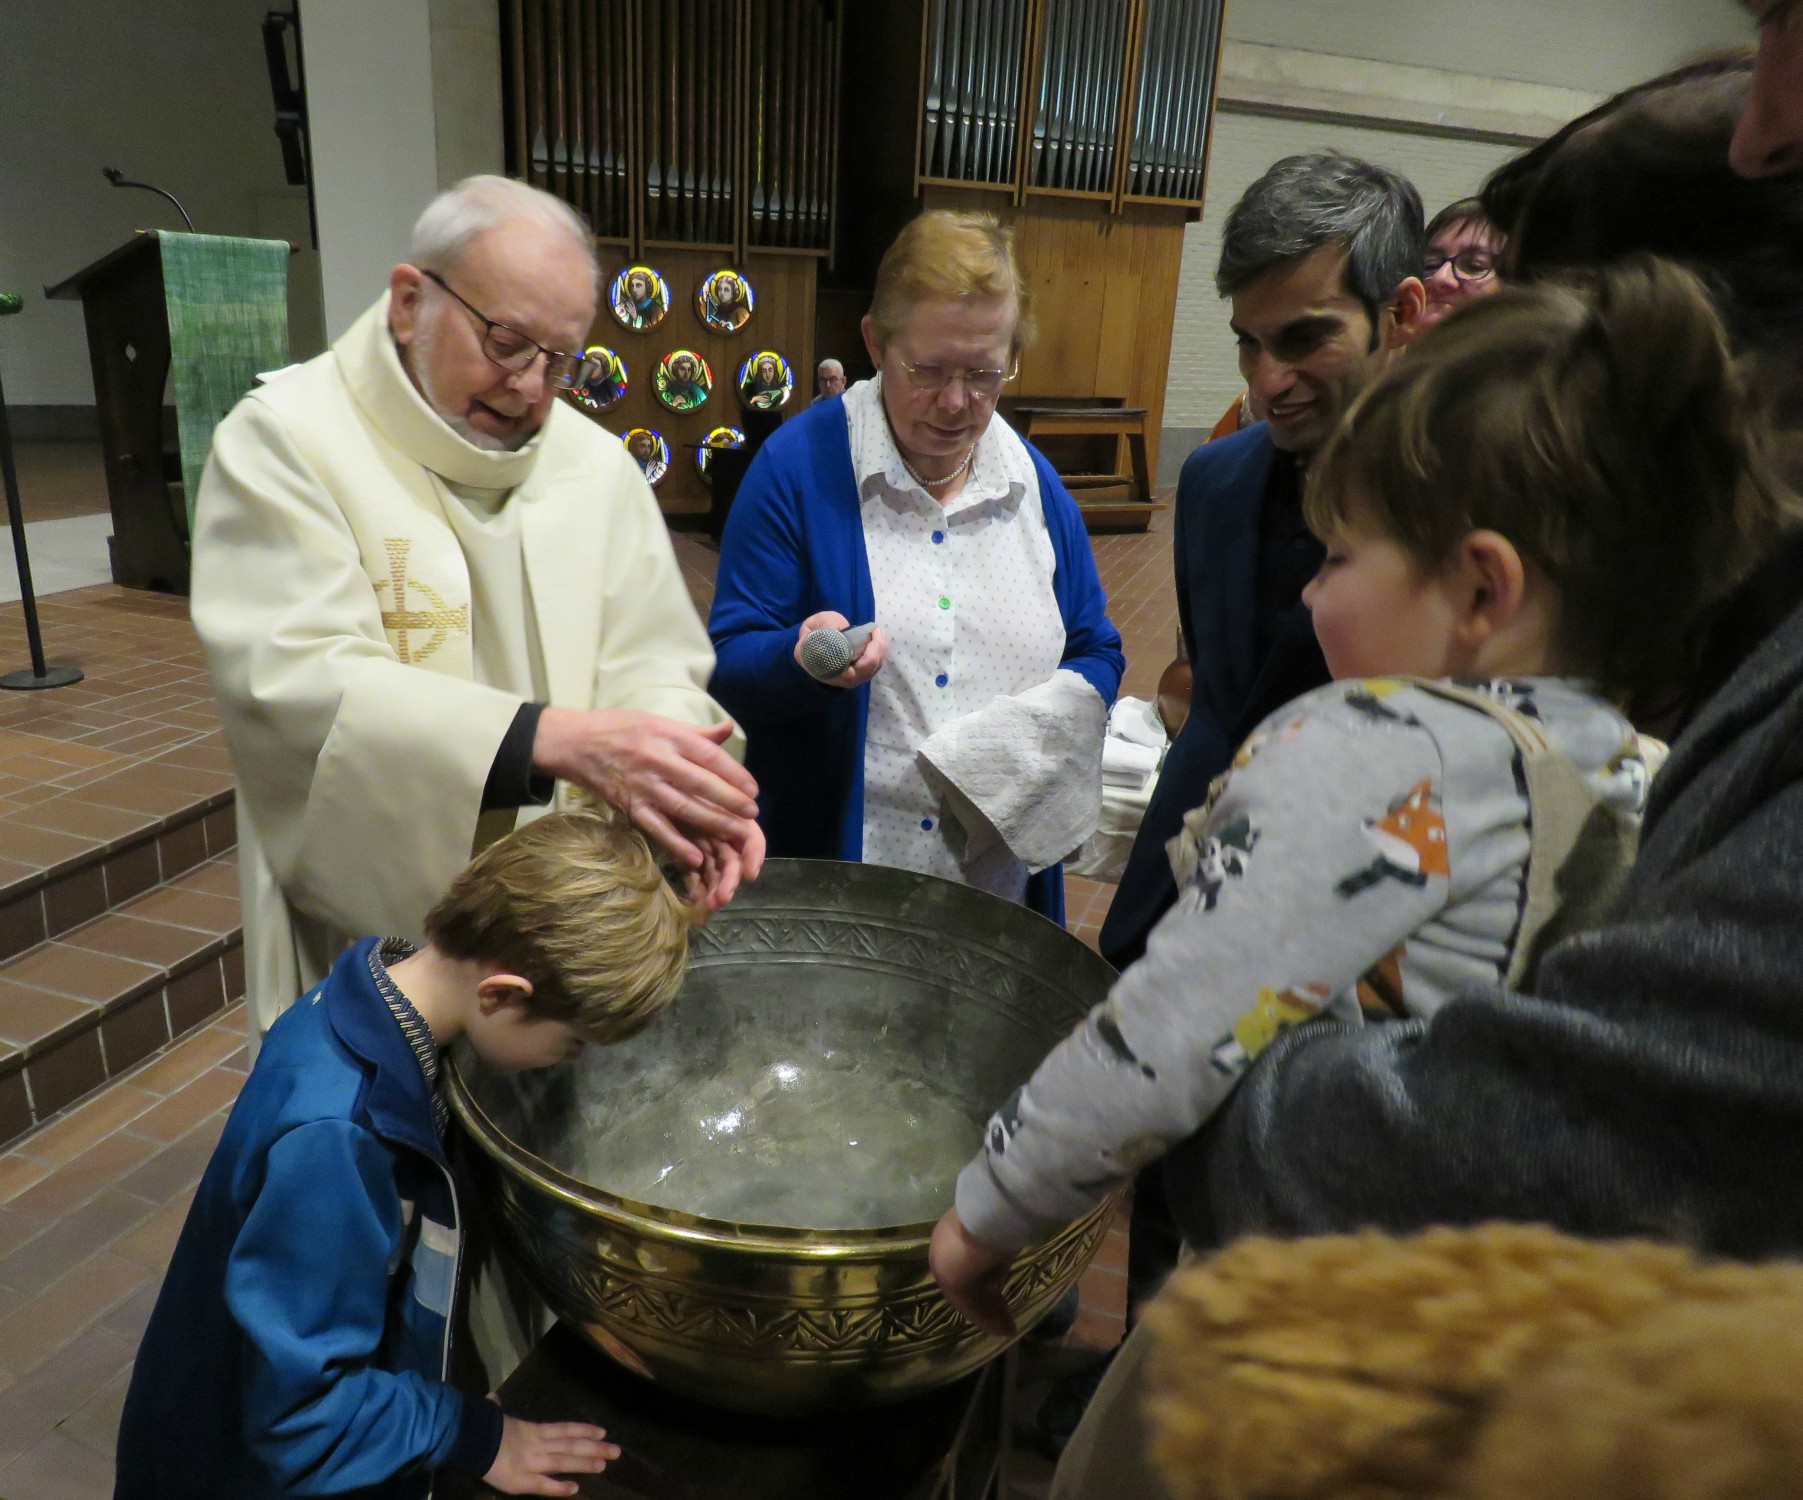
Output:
top-left (159, 232), bottom-right (289, 527)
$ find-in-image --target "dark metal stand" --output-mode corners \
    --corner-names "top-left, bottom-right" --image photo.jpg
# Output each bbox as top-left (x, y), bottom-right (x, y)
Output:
top-left (439, 1322), bottom-right (1016, 1500)
top-left (0, 355), bottom-right (84, 692)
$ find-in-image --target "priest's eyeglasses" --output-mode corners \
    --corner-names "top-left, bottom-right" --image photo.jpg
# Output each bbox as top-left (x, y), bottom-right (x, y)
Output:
top-left (1421, 248), bottom-right (1498, 283)
top-left (421, 270), bottom-right (604, 390)
top-left (891, 357), bottom-right (1019, 403)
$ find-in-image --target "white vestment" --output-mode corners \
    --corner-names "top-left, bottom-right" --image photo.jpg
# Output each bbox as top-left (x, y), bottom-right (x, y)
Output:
top-left (193, 293), bottom-right (728, 1035)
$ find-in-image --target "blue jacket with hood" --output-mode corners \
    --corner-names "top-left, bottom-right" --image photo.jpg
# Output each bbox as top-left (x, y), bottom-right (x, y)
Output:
top-left (114, 938), bottom-right (504, 1499)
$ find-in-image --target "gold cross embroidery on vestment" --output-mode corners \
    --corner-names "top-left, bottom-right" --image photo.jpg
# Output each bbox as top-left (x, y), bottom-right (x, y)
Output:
top-left (376, 537), bottom-right (469, 664)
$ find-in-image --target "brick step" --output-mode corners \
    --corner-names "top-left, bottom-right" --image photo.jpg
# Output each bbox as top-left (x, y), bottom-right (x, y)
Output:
top-left (0, 740), bottom-right (237, 963)
top-left (0, 743), bottom-right (245, 1150)
top-left (0, 856), bottom-right (244, 1148)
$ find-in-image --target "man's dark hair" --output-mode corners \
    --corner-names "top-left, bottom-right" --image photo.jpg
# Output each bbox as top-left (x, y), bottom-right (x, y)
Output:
top-left (1479, 53), bottom-right (1803, 357)
top-left (1478, 51), bottom-right (1803, 729)
top-left (1215, 152), bottom-right (1426, 329)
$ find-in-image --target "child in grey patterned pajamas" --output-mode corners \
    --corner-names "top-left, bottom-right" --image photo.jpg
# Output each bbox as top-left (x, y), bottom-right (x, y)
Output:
top-left (931, 259), bottom-right (1801, 1332)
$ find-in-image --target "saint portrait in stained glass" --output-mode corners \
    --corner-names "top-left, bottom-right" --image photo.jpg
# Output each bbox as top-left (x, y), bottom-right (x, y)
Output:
top-left (654, 350), bottom-right (714, 412)
top-left (737, 350), bottom-right (794, 410)
top-left (567, 346), bottom-right (628, 412)
top-left (695, 425), bottom-right (746, 484)
top-left (696, 269), bottom-right (754, 333)
top-left (610, 266), bottom-right (670, 331)
top-left (624, 427), bottom-right (670, 486)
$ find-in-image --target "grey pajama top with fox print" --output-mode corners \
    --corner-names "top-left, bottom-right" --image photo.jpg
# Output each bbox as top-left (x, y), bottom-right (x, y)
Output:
top-left (954, 676), bottom-right (1650, 1251)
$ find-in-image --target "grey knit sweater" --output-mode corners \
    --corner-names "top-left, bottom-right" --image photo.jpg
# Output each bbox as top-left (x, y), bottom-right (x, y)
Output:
top-left (956, 676), bottom-right (1645, 1250)
top-left (1182, 597), bottom-right (1803, 1257)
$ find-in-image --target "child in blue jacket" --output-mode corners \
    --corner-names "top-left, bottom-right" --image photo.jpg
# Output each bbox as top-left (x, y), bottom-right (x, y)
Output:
top-left (115, 812), bottom-right (697, 1500)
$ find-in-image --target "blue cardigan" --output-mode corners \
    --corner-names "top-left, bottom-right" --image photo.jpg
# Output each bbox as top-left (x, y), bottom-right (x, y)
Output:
top-left (709, 395), bottom-right (1125, 925)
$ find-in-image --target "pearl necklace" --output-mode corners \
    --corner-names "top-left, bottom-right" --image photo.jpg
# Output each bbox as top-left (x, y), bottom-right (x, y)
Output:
top-left (898, 442), bottom-right (977, 492)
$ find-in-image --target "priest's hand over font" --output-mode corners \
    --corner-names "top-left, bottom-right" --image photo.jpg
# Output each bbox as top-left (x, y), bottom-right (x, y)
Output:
top-left (532, 707), bottom-right (764, 909)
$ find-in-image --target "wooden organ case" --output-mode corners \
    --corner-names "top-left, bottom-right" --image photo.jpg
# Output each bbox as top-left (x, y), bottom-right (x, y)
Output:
top-left (833, 0), bottom-right (1226, 527)
top-left (502, 0), bottom-right (843, 519)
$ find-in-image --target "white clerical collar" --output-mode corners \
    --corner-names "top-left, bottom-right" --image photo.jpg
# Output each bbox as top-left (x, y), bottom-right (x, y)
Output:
top-left (334, 292), bottom-right (553, 492)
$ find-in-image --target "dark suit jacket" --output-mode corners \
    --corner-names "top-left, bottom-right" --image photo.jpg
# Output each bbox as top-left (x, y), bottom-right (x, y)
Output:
top-left (1098, 423), bottom-right (1329, 968)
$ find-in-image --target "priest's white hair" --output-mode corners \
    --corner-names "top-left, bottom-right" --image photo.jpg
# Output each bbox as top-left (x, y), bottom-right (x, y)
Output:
top-left (411, 175), bottom-right (599, 291)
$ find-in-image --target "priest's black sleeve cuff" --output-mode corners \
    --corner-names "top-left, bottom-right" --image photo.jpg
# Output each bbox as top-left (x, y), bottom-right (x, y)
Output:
top-left (482, 702), bottom-right (555, 811)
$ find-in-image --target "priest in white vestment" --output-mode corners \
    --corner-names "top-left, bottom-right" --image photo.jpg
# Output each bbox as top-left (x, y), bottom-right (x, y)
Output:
top-left (192, 176), bottom-right (762, 1037)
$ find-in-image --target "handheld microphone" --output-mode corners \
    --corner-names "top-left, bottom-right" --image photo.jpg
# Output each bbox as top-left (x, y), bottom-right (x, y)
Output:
top-left (798, 622), bottom-right (878, 681)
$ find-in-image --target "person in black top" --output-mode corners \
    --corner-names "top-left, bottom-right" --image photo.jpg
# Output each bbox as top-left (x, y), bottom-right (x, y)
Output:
top-left (1102, 152), bottom-right (1429, 975)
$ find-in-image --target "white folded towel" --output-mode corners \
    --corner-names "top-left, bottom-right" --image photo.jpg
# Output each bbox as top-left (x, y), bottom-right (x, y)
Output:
top-left (1068, 695), bottom-right (1170, 882)
top-left (1108, 695), bottom-right (1168, 751)
top-left (916, 669), bottom-right (1109, 874)
top-left (1102, 737), bottom-right (1162, 787)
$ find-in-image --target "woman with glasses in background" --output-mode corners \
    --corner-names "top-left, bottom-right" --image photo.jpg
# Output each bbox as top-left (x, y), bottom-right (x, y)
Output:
top-left (707, 210), bottom-right (1123, 923)
top-left (1420, 196), bottom-right (1506, 329)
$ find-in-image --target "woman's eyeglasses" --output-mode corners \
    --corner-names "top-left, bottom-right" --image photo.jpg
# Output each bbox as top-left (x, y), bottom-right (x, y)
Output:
top-left (1422, 249), bottom-right (1498, 283)
top-left (891, 357), bottom-right (1018, 402)
top-left (421, 270), bottom-right (604, 390)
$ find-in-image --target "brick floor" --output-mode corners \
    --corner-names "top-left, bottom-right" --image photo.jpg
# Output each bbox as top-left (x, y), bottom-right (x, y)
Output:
top-left (0, 494), bottom-right (1178, 1497)
top-left (0, 1006), bottom-right (244, 1481)
top-left (8, 442), bottom-right (109, 525)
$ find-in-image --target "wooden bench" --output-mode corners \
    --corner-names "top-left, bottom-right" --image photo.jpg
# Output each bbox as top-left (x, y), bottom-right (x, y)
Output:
top-left (1011, 403), bottom-right (1157, 533)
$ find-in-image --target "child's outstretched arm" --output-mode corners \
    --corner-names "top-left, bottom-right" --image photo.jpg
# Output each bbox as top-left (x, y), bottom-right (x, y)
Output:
top-left (940, 684), bottom-right (1455, 1279)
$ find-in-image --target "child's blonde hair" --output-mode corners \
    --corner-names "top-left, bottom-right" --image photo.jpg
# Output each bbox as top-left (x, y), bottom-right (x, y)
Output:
top-left (1306, 255), bottom-right (1798, 718)
top-left (423, 811), bottom-right (698, 1043)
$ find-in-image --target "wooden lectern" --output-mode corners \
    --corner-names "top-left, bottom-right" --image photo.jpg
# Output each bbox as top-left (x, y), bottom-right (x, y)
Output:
top-left (47, 231), bottom-right (191, 594)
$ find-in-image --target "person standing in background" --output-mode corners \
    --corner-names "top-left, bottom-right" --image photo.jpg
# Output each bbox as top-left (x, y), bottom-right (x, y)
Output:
top-left (1419, 196), bottom-right (1506, 329)
top-left (1099, 152), bottom-right (1427, 971)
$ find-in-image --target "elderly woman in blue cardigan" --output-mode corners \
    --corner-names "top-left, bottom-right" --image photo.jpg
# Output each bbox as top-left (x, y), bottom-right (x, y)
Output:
top-left (709, 211), bottom-right (1124, 926)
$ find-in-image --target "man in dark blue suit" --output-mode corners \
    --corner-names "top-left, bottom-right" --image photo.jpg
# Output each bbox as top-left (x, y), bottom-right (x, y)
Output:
top-left (1038, 151), bottom-right (1428, 1460)
top-left (1101, 153), bottom-right (1429, 969)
